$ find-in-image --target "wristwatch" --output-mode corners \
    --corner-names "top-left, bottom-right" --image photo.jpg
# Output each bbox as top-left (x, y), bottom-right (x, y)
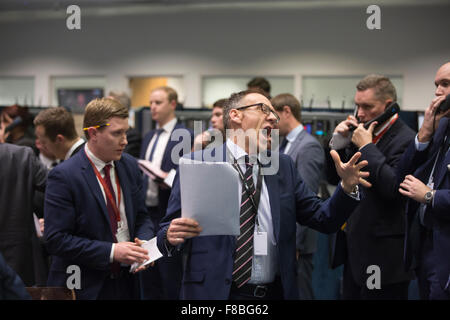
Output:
top-left (424, 190), bottom-right (435, 204)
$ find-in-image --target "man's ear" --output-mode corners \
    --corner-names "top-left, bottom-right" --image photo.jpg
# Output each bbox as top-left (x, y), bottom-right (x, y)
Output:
top-left (229, 109), bottom-right (242, 125)
top-left (384, 100), bottom-right (393, 110)
top-left (282, 105), bottom-right (291, 118)
top-left (55, 134), bottom-right (65, 144)
top-left (86, 128), bottom-right (97, 141)
top-left (170, 99), bottom-right (177, 110)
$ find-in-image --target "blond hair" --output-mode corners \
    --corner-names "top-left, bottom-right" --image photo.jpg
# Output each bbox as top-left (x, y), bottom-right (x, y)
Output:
top-left (83, 97), bottom-right (128, 140)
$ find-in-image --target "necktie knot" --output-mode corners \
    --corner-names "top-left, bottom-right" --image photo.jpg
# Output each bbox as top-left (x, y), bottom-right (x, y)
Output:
top-left (104, 164), bottom-right (112, 177)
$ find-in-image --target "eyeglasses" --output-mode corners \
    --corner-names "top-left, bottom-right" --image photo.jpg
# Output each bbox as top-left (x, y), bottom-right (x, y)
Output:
top-left (235, 103), bottom-right (280, 123)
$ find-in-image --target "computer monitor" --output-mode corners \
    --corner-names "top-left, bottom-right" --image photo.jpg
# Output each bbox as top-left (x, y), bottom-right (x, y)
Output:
top-left (57, 88), bottom-right (104, 114)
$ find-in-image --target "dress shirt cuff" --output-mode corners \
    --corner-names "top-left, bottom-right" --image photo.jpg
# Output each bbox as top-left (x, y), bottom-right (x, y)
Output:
top-left (415, 134), bottom-right (430, 151)
top-left (340, 181), bottom-right (360, 201)
top-left (164, 169), bottom-right (177, 188)
top-left (110, 243), bottom-right (115, 263)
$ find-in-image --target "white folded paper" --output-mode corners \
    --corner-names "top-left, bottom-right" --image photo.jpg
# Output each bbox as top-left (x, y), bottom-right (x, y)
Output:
top-left (179, 158), bottom-right (240, 236)
top-left (130, 237), bottom-right (163, 273)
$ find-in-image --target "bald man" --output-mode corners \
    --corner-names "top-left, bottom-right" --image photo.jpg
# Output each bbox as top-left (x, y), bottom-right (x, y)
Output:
top-left (398, 62), bottom-right (450, 300)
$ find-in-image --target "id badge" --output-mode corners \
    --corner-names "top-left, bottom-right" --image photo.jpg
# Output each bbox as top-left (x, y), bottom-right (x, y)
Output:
top-left (116, 223), bottom-right (130, 243)
top-left (254, 231), bottom-right (267, 256)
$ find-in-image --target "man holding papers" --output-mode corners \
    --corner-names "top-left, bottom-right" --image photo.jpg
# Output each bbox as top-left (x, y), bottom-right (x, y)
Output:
top-left (139, 86), bottom-right (193, 299)
top-left (157, 89), bottom-right (371, 300)
top-left (44, 98), bottom-right (153, 300)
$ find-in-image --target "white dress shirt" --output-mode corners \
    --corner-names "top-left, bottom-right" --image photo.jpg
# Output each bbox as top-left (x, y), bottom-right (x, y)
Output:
top-left (85, 144), bottom-right (130, 263)
top-left (144, 118), bottom-right (177, 206)
top-left (226, 139), bottom-right (279, 284)
top-left (65, 138), bottom-right (85, 160)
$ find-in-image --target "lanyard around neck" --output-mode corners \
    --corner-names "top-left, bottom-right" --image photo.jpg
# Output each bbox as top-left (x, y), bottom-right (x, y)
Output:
top-left (85, 150), bottom-right (121, 222)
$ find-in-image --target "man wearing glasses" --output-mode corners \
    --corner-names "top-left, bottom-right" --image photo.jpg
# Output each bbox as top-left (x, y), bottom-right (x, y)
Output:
top-left (155, 89), bottom-right (370, 300)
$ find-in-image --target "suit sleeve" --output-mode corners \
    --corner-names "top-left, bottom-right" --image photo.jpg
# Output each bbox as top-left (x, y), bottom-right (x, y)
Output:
top-left (432, 189), bottom-right (450, 221)
top-left (359, 137), bottom-right (413, 201)
top-left (157, 169), bottom-right (182, 256)
top-left (131, 160), bottom-right (155, 240)
top-left (44, 168), bottom-right (112, 270)
top-left (290, 157), bottom-right (358, 234)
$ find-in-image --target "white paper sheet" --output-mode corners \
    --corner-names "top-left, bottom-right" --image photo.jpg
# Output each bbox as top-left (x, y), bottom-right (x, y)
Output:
top-left (130, 237), bottom-right (163, 273)
top-left (179, 158), bottom-right (240, 236)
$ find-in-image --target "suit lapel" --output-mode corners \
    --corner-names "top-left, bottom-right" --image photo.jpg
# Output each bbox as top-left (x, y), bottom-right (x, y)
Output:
top-left (263, 163), bottom-right (281, 243)
top-left (115, 159), bottom-right (134, 237)
top-left (79, 151), bottom-right (111, 228)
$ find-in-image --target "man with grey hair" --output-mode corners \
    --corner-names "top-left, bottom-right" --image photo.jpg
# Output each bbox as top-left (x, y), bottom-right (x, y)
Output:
top-left (328, 74), bottom-right (416, 299)
top-left (156, 89), bottom-right (370, 300)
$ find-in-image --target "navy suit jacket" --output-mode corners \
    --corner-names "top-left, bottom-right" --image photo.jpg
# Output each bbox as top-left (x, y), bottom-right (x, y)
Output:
top-left (44, 148), bottom-right (153, 300)
top-left (140, 121), bottom-right (193, 219)
top-left (156, 144), bottom-right (359, 300)
top-left (397, 117), bottom-right (450, 292)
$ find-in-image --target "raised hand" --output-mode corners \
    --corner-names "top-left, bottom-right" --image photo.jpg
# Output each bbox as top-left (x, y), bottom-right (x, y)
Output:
top-left (351, 121), bottom-right (377, 149)
top-left (330, 150), bottom-right (371, 193)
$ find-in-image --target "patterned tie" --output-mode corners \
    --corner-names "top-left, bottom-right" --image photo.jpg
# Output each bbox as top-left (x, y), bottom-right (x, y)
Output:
top-left (232, 156), bottom-right (257, 288)
top-left (103, 164), bottom-right (121, 276)
top-left (148, 128), bottom-right (164, 161)
top-left (103, 164), bottom-right (118, 238)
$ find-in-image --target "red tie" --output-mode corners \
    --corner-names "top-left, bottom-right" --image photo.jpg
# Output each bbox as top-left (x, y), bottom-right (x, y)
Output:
top-left (103, 164), bottom-right (118, 239)
top-left (103, 164), bottom-right (121, 277)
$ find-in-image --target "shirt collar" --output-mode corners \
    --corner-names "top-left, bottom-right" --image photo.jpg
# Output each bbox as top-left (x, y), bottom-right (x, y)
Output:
top-left (286, 124), bottom-right (303, 142)
top-left (65, 138), bottom-right (85, 160)
top-left (157, 117), bottom-right (177, 133)
top-left (85, 144), bottom-right (114, 172)
top-left (225, 138), bottom-right (260, 165)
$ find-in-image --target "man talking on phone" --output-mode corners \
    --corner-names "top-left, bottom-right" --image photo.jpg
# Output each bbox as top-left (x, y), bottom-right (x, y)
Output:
top-left (327, 74), bottom-right (415, 299)
top-left (397, 62), bottom-right (450, 300)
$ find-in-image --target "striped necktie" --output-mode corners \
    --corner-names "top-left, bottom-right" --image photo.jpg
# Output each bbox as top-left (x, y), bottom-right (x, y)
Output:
top-left (232, 156), bottom-right (257, 288)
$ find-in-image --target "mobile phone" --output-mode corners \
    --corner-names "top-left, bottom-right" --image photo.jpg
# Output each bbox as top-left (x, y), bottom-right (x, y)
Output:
top-left (436, 94), bottom-right (450, 114)
top-left (348, 101), bottom-right (400, 131)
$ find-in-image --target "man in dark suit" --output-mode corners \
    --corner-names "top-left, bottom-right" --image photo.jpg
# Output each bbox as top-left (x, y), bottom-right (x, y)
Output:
top-left (398, 62), bottom-right (450, 300)
top-left (44, 98), bottom-right (153, 300)
top-left (156, 89), bottom-right (370, 300)
top-left (139, 86), bottom-right (193, 299)
top-left (0, 142), bottom-right (47, 287)
top-left (328, 74), bottom-right (415, 299)
top-left (34, 107), bottom-right (85, 161)
top-left (272, 93), bottom-right (325, 300)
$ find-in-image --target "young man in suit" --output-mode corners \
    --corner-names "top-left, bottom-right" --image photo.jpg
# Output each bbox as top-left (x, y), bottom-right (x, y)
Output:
top-left (34, 107), bottom-right (85, 161)
top-left (139, 86), bottom-right (192, 299)
top-left (398, 62), bottom-right (450, 300)
top-left (156, 89), bottom-right (370, 300)
top-left (44, 98), bottom-right (153, 300)
top-left (328, 75), bottom-right (416, 299)
top-left (272, 93), bottom-right (325, 300)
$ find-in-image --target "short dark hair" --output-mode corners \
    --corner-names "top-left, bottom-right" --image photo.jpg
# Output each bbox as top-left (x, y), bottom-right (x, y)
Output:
top-left (223, 88), bottom-right (266, 129)
top-left (356, 74), bottom-right (397, 102)
top-left (271, 93), bottom-right (301, 122)
top-left (34, 107), bottom-right (78, 141)
top-left (212, 98), bottom-right (228, 109)
top-left (247, 77), bottom-right (271, 96)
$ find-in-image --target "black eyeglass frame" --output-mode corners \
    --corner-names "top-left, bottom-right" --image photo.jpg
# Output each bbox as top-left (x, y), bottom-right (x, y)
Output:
top-left (235, 103), bottom-right (280, 123)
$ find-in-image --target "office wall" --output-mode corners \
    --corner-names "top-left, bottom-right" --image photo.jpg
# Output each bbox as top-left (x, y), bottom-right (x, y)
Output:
top-left (0, 4), bottom-right (449, 110)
